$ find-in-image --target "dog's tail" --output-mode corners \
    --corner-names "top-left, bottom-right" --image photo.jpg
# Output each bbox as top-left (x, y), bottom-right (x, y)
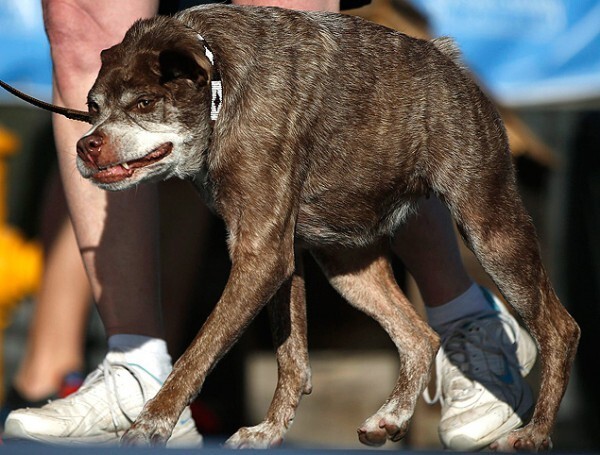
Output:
top-left (431, 37), bottom-right (467, 72)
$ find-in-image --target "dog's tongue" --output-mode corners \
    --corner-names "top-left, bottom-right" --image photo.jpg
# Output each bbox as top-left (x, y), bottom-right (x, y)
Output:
top-left (93, 164), bottom-right (134, 184)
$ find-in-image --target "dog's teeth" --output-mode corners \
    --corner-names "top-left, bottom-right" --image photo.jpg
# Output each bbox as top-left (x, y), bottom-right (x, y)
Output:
top-left (122, 162), bottom-right (130, 170)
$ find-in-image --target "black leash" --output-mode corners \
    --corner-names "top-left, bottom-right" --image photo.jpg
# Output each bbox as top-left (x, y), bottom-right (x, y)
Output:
top-left (0, 79), bottom-right (91, 124)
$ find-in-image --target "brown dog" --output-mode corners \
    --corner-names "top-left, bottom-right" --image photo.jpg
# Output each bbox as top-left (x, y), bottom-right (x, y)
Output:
top-left (70, 4), bottom-right (579, 451)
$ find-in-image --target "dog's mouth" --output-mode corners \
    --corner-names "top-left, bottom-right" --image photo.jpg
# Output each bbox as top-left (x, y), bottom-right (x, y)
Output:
top-left (91, 142), bottom-right (173, 184)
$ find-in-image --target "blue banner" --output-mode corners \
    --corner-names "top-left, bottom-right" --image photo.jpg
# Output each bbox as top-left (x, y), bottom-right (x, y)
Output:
top-left (0, 0), bottom-right (52, 104)
top-left (410, 0), bottom-right (600, 106)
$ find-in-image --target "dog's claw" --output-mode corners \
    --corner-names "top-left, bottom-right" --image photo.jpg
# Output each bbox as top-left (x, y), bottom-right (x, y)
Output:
top-left (225, 422), bottom-right (285, 449)
top-left (357, 427), bottom-right (386, 447)
top-left (150, 433), bottom-right (169, 447)
top-left (121, 431), bottom-right (168, 448)
top-left (357, 412), bottom-right (409, 446)
top-left (121, 420), bottom-right (172, 448)
top-left (121, 430), bottom-right (151, 447)
top-left (492, 426), bottom-right (553, 452)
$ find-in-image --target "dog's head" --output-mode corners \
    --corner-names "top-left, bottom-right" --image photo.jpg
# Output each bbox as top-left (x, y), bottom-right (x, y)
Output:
top-left (76, 16), bottom-right (215, 190)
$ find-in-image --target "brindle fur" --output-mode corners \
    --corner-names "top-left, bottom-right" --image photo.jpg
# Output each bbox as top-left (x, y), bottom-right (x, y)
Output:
top-left (75, 4), bottom-right (579, 451)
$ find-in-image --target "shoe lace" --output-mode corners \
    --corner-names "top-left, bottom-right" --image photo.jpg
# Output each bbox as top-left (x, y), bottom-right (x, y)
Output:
top-left (81, 358), bottom-right (149, 436)
top-left (423, 310), bottom-right (523, 406)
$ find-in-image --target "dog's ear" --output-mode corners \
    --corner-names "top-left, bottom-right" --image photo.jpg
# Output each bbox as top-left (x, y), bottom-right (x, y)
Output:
top-left (158, 48), bottom-right (211, 86)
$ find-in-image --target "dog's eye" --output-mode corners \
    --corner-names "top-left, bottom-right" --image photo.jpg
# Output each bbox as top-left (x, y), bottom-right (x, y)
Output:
top-left (136, 98), bottom-right (156, 111)
top-left (87, 101), bottom-right (100, 114)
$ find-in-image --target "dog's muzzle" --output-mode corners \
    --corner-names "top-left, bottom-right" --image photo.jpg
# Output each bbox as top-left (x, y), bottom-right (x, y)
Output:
top-left (77, 134), bottom-right (173, 184)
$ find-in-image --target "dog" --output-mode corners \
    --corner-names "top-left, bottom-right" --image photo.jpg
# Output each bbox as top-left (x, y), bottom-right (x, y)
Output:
top-left (52, 4), bottom-right (580, 450)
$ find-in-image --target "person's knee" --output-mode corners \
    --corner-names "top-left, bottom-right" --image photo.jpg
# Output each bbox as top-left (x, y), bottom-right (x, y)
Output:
top-left (44, 1), bottom-right (105, 75)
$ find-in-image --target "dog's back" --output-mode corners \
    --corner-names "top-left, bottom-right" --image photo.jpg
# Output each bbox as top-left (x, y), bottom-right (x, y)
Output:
top-left (176, 5), bottom-right (500, 246)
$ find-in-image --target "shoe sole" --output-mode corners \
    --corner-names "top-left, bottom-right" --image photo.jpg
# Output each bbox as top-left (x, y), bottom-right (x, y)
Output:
top-left (442, 381), bottom-right (535, 451)
top-left (4, 419), bottom-right (203, 448)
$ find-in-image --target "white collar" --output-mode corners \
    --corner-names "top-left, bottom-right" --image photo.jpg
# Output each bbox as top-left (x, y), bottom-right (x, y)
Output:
top-left (197, 34), bottom-right (222, 121)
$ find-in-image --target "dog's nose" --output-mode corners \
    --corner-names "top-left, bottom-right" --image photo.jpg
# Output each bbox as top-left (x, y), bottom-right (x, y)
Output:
top-left (76, 133), bottom-right (104, 166)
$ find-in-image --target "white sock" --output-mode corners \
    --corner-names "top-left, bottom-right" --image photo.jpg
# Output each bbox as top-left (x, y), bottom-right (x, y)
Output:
top-left (426, 283), bottom-right (494, 334)
top-left (108, 334), bottom-right (172, 382)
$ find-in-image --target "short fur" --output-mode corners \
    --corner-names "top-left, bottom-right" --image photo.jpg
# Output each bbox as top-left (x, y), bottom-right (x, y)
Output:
top-left (76, 4), bottom-right (579, 450)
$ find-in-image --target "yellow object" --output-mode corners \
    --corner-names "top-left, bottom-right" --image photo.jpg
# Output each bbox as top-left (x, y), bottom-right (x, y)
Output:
top-left (0, 225), bottom-right (42, 328)
top-left (0, 125), bottom-right (43, 404)
top-left (0, 125), bottom-right (20, 222)
top-left (0, 125), bottom-right (20, 153)
top-left (0, 125), bottom-right (41, 313)
top-left (0, 125), bottom-right (41, 315)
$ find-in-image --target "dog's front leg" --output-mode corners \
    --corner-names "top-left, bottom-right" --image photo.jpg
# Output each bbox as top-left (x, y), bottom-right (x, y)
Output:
top-left (226, 250), bottom-right (311, 448)
top-left (121, 217), bottom-right (297, 447)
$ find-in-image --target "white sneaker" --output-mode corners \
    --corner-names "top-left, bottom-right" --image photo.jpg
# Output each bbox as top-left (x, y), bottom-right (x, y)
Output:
top-left (3, 352), bottom-right (202, 447)
top-left (425, 288), bottom-right (537, 451)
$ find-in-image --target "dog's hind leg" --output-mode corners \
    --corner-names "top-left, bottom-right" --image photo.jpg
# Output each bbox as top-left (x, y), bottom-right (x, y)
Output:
top-left (225, 250), bottom-right (311, 448)
top-left (434, 139), bottom-right (580, 451)
top-left (312, 243), bottom-right (439, 447)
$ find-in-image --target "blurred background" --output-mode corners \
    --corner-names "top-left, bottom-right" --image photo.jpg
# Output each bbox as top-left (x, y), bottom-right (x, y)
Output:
top-left (0, 0), bottom-right (598, 450)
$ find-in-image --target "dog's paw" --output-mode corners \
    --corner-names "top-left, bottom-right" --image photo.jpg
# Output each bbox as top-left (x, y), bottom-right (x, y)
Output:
top-left (225, 421), bottom-right (285, 449)
top-left (121, 419), bottom-right (172, 448)
top-left (490, 426), bottom-right (552, 452)
top-left (357, 412), bottom-right (410, 447)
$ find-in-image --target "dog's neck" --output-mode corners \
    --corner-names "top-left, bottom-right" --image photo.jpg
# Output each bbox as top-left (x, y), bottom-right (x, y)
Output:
top-left (197, 34), bottom-right (222, 121)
